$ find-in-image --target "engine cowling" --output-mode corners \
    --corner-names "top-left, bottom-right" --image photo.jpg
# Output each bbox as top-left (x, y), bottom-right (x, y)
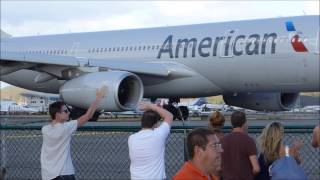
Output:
top-left (60, 71), bottom-right (143, 111)
top-left (223, 92), bottom-right (299, 111)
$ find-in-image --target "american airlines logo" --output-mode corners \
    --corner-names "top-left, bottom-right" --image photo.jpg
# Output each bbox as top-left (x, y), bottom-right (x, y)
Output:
top-left (285, 21), bottom-right (308, 52)
top-left (157, 32), bottom-right (277, 59)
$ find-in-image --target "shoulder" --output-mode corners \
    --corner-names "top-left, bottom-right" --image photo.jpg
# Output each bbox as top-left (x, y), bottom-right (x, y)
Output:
top-left (64, 120), bottom-right (78, 127)
top-left (173, 168), bottom-right (192, 180)
top-left (41, 124), bottom-right (50, 133)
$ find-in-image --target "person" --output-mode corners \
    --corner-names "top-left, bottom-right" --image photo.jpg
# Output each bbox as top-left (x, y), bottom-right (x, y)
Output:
top-left (41, 86), bottom-right (107, 180)
top-left (128, 101), bottom-right (173, 180)
top-left (312, 124), bottom-right (320, 148)
top-left (173, 128), bottom-right (223, 180)
top-left (221, 111), bottom-right (260, 180)
top-left (255, 121), bottom-right (303, 180)
top-left (208, 111), bottom-right (225, 141)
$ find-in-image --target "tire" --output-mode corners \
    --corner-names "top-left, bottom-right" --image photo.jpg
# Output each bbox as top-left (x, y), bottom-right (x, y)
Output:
top-left (179, 106), bottom-right (189, 120)
top-left (163, 104), bottom-right (181, 121)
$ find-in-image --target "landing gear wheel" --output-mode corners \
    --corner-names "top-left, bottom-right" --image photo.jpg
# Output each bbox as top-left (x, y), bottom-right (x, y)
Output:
top-left (163, 104), bottom-right (181, 121)
top-left (178, 106), bottom-right (189, 121)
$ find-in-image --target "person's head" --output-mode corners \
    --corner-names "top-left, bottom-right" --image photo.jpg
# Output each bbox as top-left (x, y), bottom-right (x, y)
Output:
top-left (208, 111), bottom-right (225, 131)
top-left (231, 111), bottom-right (247, 130)
top-left (187, 128), bottom-right (223, 175)
top-left (141, 110), bottom-right (161, 128)
top-left (258, 122), bottom-right (284, 162)
top-left (49, 101), bottom-right (70, 122)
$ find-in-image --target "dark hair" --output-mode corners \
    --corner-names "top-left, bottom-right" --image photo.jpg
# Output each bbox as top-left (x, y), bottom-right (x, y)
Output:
top-left (49, 101), bottom-right (65, 120)
top-left (187, 128), bottom-right (214, 159)
top-left (208, 111), bottom-right (225, 130)
top-left (231, 111), bottom-right (246, 128)
top-left (141, 110), bottom-right (161, 128)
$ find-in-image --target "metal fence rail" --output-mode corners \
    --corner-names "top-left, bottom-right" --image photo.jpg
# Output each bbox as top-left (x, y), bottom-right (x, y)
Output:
top-left (0, 125), bottom-right (319, 180)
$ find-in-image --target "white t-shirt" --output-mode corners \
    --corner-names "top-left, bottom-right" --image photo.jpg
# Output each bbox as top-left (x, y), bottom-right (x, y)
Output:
top-left (128, 122), bottom-right (171, 180)
top-left (41, 120), bottom-right (78, 180)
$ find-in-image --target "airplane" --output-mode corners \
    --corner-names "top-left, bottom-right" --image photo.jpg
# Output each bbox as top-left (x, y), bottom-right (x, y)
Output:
top-left (0, 100), bottom-right (39, 114)
top-left (1, 15), bottom-right (319, 121)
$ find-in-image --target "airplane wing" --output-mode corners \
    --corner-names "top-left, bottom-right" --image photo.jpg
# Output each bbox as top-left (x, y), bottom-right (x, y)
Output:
top-left (0, 51), bottom-right (195, 78)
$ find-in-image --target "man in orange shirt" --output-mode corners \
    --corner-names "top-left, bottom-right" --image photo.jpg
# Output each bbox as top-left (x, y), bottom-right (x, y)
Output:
top-left (173, 128), bottom-right (223, 180)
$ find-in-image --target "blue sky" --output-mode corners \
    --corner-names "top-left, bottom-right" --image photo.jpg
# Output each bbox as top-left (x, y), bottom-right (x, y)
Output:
top-left (1, 1), bottom-right (319, 88)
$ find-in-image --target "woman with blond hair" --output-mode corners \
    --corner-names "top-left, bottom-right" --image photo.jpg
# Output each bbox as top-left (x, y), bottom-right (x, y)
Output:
top-left (208, 111), bottom-right (225, 141)
top-left (255, 122), bottom-right (303, 180)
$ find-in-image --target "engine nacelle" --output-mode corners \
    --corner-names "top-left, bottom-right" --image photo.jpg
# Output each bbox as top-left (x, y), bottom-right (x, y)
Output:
top-left (60, 71), bottom-right (143, 111)
top-left (223, 92), bottom-right (299, 111)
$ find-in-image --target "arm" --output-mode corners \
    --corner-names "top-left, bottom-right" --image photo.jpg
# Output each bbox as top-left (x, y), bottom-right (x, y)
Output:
top-left (291, 139), bottom-right (303, 164)
top-left (312, 125), bottom-right (320, 148)
top-left (77, 86), bottom-right (107, 127)
top-left (249, 155), bottom-right (260, 175)
top-left (138, 102), bottom-right (173, 125)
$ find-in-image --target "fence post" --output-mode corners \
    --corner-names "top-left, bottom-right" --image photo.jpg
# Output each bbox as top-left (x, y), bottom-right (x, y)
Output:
top-left (0, 116), bottom-right (7, 180)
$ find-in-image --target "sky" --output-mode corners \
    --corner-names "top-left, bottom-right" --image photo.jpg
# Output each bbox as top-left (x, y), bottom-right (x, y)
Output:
top-left (1, 0), bottom-right (319, 89)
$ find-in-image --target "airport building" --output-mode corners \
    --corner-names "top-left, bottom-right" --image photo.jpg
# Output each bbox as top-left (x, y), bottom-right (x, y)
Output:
top-left (20, 92), bottom-right (59, 113)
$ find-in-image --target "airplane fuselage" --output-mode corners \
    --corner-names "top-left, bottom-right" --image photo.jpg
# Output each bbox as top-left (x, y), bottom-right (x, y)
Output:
top-left (1, 15), bottom-right (319, 98)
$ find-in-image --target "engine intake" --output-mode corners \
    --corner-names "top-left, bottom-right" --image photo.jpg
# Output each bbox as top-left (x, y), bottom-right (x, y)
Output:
top-left (60, 71), bottom-right (143, 111)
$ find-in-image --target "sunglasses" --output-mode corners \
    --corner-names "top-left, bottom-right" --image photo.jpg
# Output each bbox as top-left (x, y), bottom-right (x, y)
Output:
top-left (61, 108), bottom-right (69, 113)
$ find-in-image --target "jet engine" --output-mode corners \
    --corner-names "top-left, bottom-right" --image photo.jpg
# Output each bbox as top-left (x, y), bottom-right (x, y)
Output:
top-left (223, 92), bottom-right (299, 111)
top-left (60, 71), bottom-right (143, 111)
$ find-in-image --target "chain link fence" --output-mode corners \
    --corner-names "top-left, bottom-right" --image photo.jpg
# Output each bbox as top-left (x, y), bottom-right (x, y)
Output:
top-left (0, 125), bottom-right (319, 180)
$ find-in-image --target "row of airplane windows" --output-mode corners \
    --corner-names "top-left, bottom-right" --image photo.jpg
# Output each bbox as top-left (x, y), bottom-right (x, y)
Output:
top-left (22, 37), bottom-right (308, 55)
top-left (88, 44), bottom-right (161, 53)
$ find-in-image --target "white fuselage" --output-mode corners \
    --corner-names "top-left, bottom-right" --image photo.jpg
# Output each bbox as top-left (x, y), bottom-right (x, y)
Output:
top-left (1, 15), bottom-right (319, 97)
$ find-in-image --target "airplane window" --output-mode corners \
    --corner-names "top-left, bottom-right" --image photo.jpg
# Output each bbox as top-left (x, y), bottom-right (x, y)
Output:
top-left (100, 48), bottom-right (103, 53)
top-left (130, 47), bottom-right (133, 51)
top-left (143, 46), bottom-right (146, 50)
top-left (156, 45), bottom-right (159, 49)
top-left (134, 46), bottom-right (137, 51)
top-left (147, 46), bottom-right (150, 50)
top-left (117, 47), bottom-right (120, 51)
top-left (125, 47), bottom-right (128, 51)
top-left (108, 48), bottom-right (112, 52)
top-left (65, 50), bottom-right (67, 54)
top-left (88, 49), bottom-right (91, 53)
top-left (47, 50), bottom-right (49, 54)
top-left (121, 47), bottom-right (124, 51)
top-left (152, 45), bottom-right (155, 50)
top-left (138, 46), bottom-right (141, 50)
top-left (57, 50), bottom-right (60, 55)
top-left (113, 47), bottom-right (116, 51)
top-left (104, 48), bottom-right (108, 52)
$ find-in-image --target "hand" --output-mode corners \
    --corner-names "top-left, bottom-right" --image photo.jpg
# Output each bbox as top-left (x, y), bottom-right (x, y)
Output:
top-left (292, 139), bottom-right (304, 150)
top-left (138, 101), bottom-right (154, 111)
top-left (96, 86), bottom-right (107, 101)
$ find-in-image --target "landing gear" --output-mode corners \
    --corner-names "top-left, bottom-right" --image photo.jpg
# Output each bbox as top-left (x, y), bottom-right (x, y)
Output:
top-left (68, 106), bottom-right (100, 122)
top-left (162, 98), bottom-right (189, 121)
